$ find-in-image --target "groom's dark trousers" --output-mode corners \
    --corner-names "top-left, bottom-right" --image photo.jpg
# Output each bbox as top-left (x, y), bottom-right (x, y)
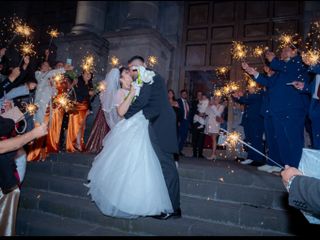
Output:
top-left (124, 71), bottom-right (180, 211)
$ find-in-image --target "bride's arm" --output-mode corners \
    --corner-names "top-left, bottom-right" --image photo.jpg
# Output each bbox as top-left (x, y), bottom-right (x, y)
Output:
top-left (117, 86), bottom-right (136, 117)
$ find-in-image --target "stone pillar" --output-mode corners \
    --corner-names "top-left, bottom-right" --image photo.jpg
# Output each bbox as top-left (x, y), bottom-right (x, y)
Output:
top-left (122, 1), bottom-right (159, 29)
top-left (71, 1), bottom-right (107, 35)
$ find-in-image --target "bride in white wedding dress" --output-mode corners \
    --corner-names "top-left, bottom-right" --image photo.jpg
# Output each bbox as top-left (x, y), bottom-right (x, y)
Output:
top-left (86, 67), bottom-right (173, 219)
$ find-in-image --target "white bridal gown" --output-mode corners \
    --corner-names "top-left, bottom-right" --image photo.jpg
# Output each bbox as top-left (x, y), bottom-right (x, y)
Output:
top-left (86, 89), bottom-right (173, 218)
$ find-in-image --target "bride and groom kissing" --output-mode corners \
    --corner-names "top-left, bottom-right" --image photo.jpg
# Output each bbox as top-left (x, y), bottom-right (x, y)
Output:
top-left (86, 56), bottom-right (181, 220)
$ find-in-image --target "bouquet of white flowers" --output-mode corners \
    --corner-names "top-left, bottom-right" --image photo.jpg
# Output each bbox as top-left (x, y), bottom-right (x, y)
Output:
top-left (130, 66), bottom-right (155, 101)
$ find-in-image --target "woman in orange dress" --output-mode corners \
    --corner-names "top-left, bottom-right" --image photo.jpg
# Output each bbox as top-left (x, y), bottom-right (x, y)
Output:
top-left (27, 62), bottom-right (71, 161)
top-left (66, 71), bottom-right (94, 152)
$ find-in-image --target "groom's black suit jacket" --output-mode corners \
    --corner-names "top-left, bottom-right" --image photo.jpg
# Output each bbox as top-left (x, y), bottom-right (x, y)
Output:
top-left (124, 71), bottom-right (178, 154)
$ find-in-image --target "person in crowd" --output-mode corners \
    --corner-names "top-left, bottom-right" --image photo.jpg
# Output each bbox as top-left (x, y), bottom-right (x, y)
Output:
top-left (242, 44), bottom-right (309, 170)
top-left (177, 89), bottom-right (190, 156)
top-left (232, 84), bottom-right (265, 167)
top-left (27, 61), bottom-right (72, 161)
top-left (190, 90), bottom-right (203, 127)
top-left (168, 89), bottom-right (180, 164)
top-left (0, 56), bottom-right (30, 99)
top-left (192, 94), bottom-right (209, 158)
top-left (281, 165), bottom-right (320, 216)
top-left (291, 55), bottom-right (320, 149)
top-left (66, 71), bottom-right (94, 152)
top-left (205, 96), bottom-right (225, 160)
top-left (0, 115), bottom-right (47, 236)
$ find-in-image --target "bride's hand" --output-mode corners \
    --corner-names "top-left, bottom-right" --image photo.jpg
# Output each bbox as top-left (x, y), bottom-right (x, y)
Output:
top-left (129, 85), bottom-right (136, 97)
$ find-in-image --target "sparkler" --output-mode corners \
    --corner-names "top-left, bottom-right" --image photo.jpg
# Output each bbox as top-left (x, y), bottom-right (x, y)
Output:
top-left (279, 33), bottom-right (299, 50)
top-left (147, 56), bottom-right (158, 67)
top-left (110, 56), bottom-right (119, 67)
top-left (53, 73), bottom-right (64, 84)
top-left (6, 17), bottom-right (33, 48)
top-left (248, 79), bottom-right (257, 88)
top-left (96, 82), bottom-right (106, 93)
top-left (16, 102), bottom-right (39, 122)
top-left (25, 103), bottom-right (39, 115)
top-left (231, 41), bottom-right (248, 62)
top-left (252, 46), bottom-right (268, 65)
top-left (81, 55), bottom-right (95, 73)
top-left (47, 28), bottom-right (59, 49)
top-left (19, 41), bottom-right (36, 65)
top-left (53, 93), bottom-right (75, 112)
top-left (302, 49), bottom-right (320, 66)
top-left (214, 89), bottom-right (223, 97)
top-left (220, 128), bottom-right (284, 169)
top-left (215, 66), bottom-right (229, 79)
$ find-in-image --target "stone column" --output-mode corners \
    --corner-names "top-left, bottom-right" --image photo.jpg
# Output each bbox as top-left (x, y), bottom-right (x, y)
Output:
top-left (71, 1), bottom-right (107, 35)
top-left (122, 1), bottom-right (159, 29)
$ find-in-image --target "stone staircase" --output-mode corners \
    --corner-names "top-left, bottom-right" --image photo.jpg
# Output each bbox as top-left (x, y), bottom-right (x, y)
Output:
top-left (16, 152), bottom-right (319, 236)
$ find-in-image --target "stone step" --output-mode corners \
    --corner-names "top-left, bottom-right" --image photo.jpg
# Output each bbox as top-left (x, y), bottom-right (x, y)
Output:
top-left (19, 185), bottom-right (307, 234)
top-left (23, 164), bottom-right (288, 211)
top-left (18, 188), bottom-right (291, 236)
top-left (16, 209), bottom-right (138, 236)
top-left (28, 155), bottom-right (285, 192)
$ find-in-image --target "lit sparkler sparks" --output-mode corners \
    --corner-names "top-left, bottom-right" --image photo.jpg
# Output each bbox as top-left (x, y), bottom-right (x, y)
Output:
top-left (47, 28), bottom-right (59, 49)
top-left (53, 73), bottom-right (64, 84)
top-left (253, 46), bottom-right (264, 57)
top-left (97, 82), bottom-right (106, 92)
top-left (48, 28), bottom-right (59, 38)
top-left (25, 103), bottom-right (38, 115)
top-left (20, 41), bottom-right (36, 56)
top-left (214, 89), bottom-right (223, 97)
top-left (110, 56), bottom-right (119, 67)
top-left (147, 55), bottom-right (158, 67)
top-left (248, 79), bottom-right (257, 88)
top-left (231, 41), bottom-right (248, 61)
top-left (82, 55), bottom-right (95, 73)
top-left (215, 66), bottom-right (229, 77)
top-left (225, 131), bottom-right (241, 148)
top-left (279, 33), bottom-right (299, 49)
top-left (302, 49), bottom-right (320, 66)
top-left (53, 93), bottom-right (73, 111)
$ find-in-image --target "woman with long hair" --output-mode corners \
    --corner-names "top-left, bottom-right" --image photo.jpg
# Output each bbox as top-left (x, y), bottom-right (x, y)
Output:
top-left (66, 71), bottom-right (94, 152)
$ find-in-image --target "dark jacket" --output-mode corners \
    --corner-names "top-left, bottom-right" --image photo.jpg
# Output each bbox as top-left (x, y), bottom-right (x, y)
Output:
top-left (289, 175), bottom-right (320, 216)
top-left (124, 71), bottom-right (178, 153)
top-left (254, 55), bottom-right (310, 116)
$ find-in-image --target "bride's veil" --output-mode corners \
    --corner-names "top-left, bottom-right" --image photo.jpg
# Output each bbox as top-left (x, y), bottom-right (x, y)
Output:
top-left (100, 68), bottom-right (121, 129)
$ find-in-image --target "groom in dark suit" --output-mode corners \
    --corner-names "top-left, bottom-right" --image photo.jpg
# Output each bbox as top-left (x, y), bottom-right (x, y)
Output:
top-left (124, 56), bottom-right (181, 219)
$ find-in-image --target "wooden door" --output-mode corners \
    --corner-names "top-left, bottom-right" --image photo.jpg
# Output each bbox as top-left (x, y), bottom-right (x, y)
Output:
top-left (181, 1), bottom-right (304, 98)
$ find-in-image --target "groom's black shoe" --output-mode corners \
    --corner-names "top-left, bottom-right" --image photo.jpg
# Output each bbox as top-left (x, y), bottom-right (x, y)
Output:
top-left (152, 208), bottom-right (182, 220)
